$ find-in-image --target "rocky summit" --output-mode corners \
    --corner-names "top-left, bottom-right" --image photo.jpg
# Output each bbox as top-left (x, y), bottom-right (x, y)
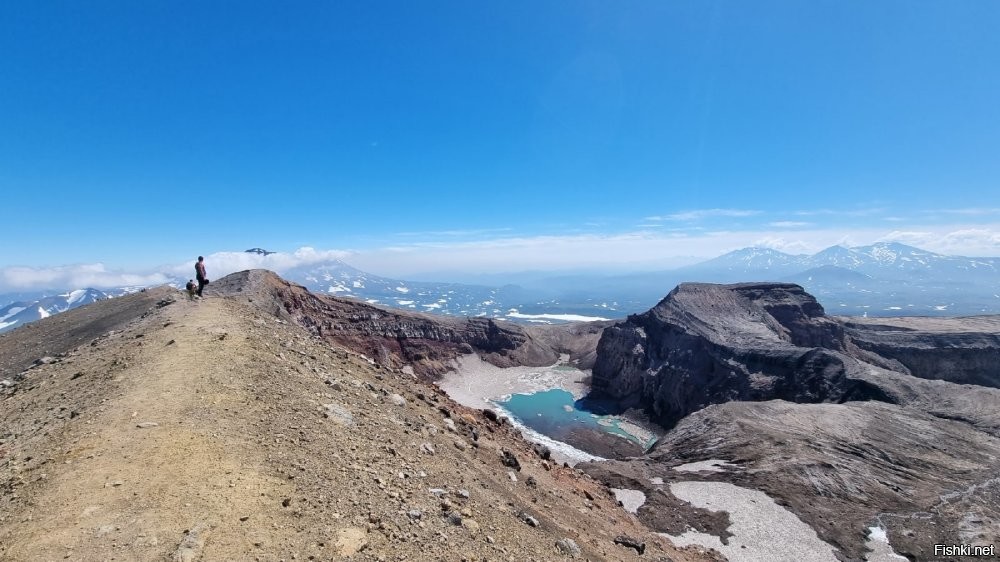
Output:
top-left (584, 282), bottom-right (1000, 561)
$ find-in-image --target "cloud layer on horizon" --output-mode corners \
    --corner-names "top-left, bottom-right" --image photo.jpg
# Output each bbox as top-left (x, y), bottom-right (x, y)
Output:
top-left (0, 248), bottom-right (352, 293)
top-left (347, 222), bottom-right (1000, 276)
top-left (165, 247), bottom-right (352, 280)
top-left (0, 264), bottom-right (173, 293)
top-left (2, 223), bottom-right (1000, 293)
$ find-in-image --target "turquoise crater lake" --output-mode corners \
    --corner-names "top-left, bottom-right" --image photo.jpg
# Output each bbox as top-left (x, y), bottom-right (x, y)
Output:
top-left (495, 388), bottom-right (658, 453)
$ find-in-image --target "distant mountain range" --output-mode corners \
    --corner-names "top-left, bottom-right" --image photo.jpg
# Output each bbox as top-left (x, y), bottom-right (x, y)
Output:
top-left (1, 289), bottom-right (107, 333)
top-left (679, 242), bottom-right (1000, 316)
top-left (0, 286), bottom-right (152, 333)
top-left (2, 242), bottom-right (998, 334)
top-left (276, 242), bottom-right (1000, 319)
top-left (684, 242), bottom-right (999, 282)
top-left (282, 259), bottom-right (571, 321)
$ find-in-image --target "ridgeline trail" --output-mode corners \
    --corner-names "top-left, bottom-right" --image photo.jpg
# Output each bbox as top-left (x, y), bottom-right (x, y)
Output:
top-left (0, 289), bottom-right (716, 562)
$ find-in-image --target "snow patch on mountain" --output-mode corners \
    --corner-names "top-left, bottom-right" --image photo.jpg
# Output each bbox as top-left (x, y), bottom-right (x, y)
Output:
top-left (0, 288), bottom-right (113, 333)
top-left (506, 310), bottom-right (611, 322)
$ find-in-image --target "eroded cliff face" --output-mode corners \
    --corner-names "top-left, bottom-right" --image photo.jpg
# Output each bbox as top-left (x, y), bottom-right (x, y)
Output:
top-left (208, 270), bottom-right (584, 377)
top-left (591, 283), bottom-right (865, 427)
top-left (592, 282), bottom-right (1000, 428)
top-left (841, 317), bottom-right (1000, 388)
top-left (585, 281), bottom-right (1000, 561)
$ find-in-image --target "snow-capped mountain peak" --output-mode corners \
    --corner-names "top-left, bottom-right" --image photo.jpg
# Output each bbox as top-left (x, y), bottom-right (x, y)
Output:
top-left (0, 288), bottom-right (110, 333)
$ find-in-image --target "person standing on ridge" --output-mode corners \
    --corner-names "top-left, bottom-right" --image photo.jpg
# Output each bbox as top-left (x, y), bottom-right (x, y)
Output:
top-left (195, 256), bottom-right (209, 297)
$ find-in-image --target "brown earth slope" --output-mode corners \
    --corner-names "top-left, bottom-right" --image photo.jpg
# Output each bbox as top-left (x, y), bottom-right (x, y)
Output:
top-left (206, 270), bottom-right (604, 378)
top-left (0, 286), bottom-right (718, 562)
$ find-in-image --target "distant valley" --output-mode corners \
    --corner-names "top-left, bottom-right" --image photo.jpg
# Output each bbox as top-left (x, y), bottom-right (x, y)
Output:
top-left (278, 242), bottom-right (1000, 319)
top-left (2, 242), bottom-right (998, 334)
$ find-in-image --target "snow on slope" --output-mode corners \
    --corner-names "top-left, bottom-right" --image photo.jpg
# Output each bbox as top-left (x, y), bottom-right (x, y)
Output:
top-left (0, 288), bottom-right (111, 333)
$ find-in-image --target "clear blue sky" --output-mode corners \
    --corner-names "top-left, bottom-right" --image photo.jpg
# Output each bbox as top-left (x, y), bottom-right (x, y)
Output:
top-left (2, 1), bottom-right (999, 275)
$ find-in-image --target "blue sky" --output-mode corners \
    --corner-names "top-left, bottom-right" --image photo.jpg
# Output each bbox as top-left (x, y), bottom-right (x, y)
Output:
top-left (2, 1), bottom-right (999, 286)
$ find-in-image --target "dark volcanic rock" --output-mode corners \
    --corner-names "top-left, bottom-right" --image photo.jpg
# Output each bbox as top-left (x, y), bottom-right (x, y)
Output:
top-left (591, 282), bottom-right (1000, 429)
top-left (842, 316), bottom-right (1000, 388)
top-left (591, 283), bottom-right (861, 427)
top-left (501, 449), bottom-right (521, 471)
top-left (584, 281), bottom-right (1000, 561)
top-left (531, 443), bottom-right (551, 460)
top-left (561, 426), bottom-right (645, 459)
top-left (613, 535), bottom-right (645, 555)
top-left (592, 400), bottom-right (1000, 561)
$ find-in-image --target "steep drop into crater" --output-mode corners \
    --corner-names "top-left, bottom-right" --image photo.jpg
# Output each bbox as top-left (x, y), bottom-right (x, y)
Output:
top-left (583, 282), bottom-right (1000, 561)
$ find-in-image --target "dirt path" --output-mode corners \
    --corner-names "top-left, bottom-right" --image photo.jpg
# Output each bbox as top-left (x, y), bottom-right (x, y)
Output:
top-left (2, 297), bottom-right (293, 560)
top-left (1, 293), bottom-right (719, 561)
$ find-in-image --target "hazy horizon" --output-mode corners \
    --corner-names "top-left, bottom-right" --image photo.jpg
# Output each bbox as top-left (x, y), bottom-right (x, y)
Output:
top-left (3, 235), bottom-right (1000, 294)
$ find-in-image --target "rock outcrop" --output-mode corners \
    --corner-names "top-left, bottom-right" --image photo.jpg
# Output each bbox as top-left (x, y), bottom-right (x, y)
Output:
top-left (584, 282), bottom-right (1000, 561)
top-left (208, 269), bottom-right (601, 377)
top-left (592, 282), bottom-right (1000, 428)
top-left (842, 315), bottom-right (1000, 388)
top-left (592, 283), bottom-right (857, 427)
top-left (583, 398), bottom-right (1000, 561)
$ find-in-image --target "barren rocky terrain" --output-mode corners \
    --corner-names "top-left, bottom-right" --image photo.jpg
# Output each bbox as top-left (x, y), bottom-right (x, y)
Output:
top-left (0, 279), bottom-right (718, 561)
top-left (207, 270), bottom-right (608, 378)
top-left (584, 282), bottom-right (1000, 561)
top-left (4, 273), bottom-right (999, 562)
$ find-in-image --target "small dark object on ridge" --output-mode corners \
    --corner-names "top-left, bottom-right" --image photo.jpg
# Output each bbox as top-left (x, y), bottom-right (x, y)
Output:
top-left (501, 449), bottom-right (521, 471)
top-left (532, 443), bottom-right (551, 460)
top-left (614, 535), bottom-right (646, 555)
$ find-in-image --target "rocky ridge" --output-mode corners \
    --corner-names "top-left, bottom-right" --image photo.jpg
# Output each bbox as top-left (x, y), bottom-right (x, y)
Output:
top-left (591, 282), bottom-right (1000, 428)
top-left (209, 269), bottom-right (608, 377)
top-left (0, 280), bottom-right (718, 561)
top-left (584, 282), bottom-right (1000, 561)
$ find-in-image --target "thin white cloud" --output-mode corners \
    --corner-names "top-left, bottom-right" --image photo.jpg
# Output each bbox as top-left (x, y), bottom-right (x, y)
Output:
top-left (0, 247), bottom-right (356, 292)
top-left (793, 208), bottom-right (885, 217)
top-left (394, 228), bottom-right (513, 238)
top-left (0, 264), bottom-right (172, 291)
top-left (751, 237), bottom-right (814, 254)
top-left (167, 247), bottom-right (353, 280)
top-left (767, 221), bottom-right (811, 228)
top-left (644, 208), bottom-right (761, 222)
top-left (925, 208), bottom-right (1000, 217)
top-left (347, 232), bottom-right (708, 274)
top-left (5, 225), bottom-right (1000, 292)
top-left (350, 224), bottom-right (1000, 276)
top-left (878, 229), bottom-right (1000, 256)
